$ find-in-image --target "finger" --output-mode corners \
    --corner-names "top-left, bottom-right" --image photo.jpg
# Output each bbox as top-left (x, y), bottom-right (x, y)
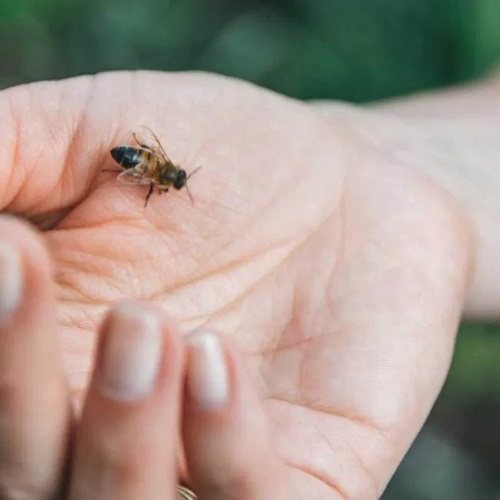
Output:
top-left (0, 215), bottom-right (71, 498)
top-left (69, 301), bottom-right (184, 500)
top-left (182, 330), bottom-right (295, 500)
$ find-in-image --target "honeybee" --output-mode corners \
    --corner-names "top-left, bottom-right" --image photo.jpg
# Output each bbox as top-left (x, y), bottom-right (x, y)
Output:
top-left (104, 127), bottom-right (201, 207)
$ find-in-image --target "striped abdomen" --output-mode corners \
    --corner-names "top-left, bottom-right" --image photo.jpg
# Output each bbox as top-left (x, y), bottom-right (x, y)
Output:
top-left (110, 146), bottom-right (154, 172)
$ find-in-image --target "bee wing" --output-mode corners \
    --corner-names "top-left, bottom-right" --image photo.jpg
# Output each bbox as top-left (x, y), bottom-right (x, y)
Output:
top-left (134, 126), bottom-right (172, 164)
top-left (117, 168), bottom-right (152, 186)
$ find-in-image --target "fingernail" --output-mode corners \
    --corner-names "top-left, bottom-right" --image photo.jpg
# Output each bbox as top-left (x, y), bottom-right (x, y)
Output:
top-left (187, 330), bottom-right (228, 411)
top-left (0, 242), bottom-right (22, 324)
top-left (99, 303), bottom-right (163, 401)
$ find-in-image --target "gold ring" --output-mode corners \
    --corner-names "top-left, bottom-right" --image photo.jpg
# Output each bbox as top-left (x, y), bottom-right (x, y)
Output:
top-left (177, 484), bottom-right (198, 499)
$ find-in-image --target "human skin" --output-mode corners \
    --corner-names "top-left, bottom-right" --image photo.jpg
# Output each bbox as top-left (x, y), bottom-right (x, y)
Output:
top-left (0, 69), bottom-right (498, 498)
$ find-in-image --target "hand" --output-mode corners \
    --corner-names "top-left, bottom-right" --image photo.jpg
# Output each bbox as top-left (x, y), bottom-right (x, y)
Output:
top-left (0, 71), bottom-right (473, 498)
top-left (0, 233), bottom-right (288, 500)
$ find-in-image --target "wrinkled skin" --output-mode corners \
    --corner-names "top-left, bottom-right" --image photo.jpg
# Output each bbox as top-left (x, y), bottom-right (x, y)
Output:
top-left (0, 71), bottom-right (473, 498)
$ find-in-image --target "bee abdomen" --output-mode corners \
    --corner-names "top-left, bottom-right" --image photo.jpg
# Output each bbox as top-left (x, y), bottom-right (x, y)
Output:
top-left (110, 146), bottom-right (143, 169)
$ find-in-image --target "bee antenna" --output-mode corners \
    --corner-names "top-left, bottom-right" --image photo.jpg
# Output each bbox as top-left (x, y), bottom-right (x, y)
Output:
top-left (186, 184), bottom-right (195, 205)
top-left (187, 165), bottom-right (202, 181)
top-left (185, 166), bottom-right (202, 205)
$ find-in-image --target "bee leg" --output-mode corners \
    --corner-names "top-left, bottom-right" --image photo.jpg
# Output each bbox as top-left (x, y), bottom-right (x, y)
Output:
top-left (144, 184), bottom-right (154, 207)
top-left (159, 187), bottom-right (169, 195)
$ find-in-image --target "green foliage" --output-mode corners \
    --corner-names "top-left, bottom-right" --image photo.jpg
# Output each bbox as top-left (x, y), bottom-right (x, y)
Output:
top-left (1, 0), bottom-right (500, 100)
top-left (457, 0), bottom-right (500, 78)
top-left (445, 323), bottom-right (500, 402)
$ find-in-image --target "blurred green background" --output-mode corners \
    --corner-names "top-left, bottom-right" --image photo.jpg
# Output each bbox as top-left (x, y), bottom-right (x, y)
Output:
top-left (2, 0), bottom-right (500, 497)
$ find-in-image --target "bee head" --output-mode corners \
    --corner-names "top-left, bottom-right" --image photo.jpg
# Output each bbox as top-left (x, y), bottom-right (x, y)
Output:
top-left (173, 169), bottom-right (187, 190)
top-left (176, 165), bottom-right (202, 204)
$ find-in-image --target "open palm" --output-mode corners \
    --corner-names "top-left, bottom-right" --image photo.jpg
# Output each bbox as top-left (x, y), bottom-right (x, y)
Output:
top-left (2, 71), bottom-right (470, 498)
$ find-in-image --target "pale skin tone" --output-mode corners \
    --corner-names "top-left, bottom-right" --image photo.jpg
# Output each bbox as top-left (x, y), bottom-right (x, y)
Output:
top-left (0, 68), bottom-right (498, 498)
